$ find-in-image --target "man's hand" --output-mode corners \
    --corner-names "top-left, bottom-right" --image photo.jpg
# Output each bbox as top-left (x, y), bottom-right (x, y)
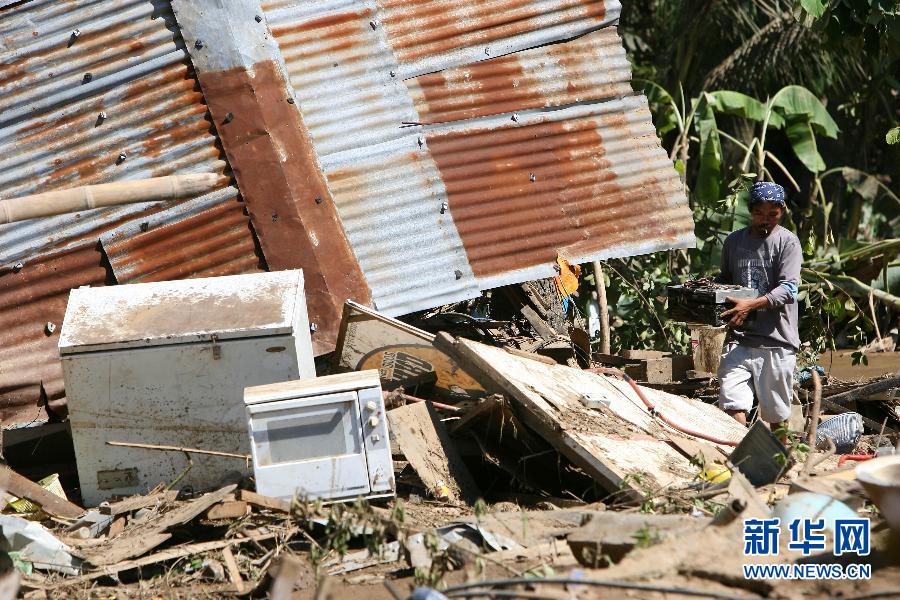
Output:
top-left (720, 296), bottom-right (769, 327)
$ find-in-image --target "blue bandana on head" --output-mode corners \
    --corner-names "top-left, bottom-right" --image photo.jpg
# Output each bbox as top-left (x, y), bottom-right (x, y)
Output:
top-left (749, 181), bottom-right (785, 206)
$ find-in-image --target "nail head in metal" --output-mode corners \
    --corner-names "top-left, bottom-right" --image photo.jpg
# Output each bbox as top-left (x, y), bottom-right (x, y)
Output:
top-left (255, 14), bottom-right (262, 22)
top-left (12, 262), bottom-right (23, 272)
top-left (530, 173), bottom-right (536, 182)
top-left (117, 152), bottom-right (127, 162)
top-left (45, 322), bottom-right (56, 335)
top-left (98, 111), bottom-right (107, 121)
top-left (194, 39), bottom-right (204, 49)
top-left (139, 222), bottom-right (149, 232)
top-left (223, 112), bottom-right (234, 124)
top-left (287, 97), bottom-right (295, 104)
top-left (370, 20), bottom-right (378, 30)
top-left (72, 29), bottom-right (81, 38)
top-left (314, 196), bottom-right (323, 204)
top-left (309, 323), bottom-right (318, 333)
top-left (417, 137), bottom-right (423, 148)
top-left (454, 269), bottom-right (463, 280)
top-left (83, 72), bottom-right (93, 83)
top-left (440, 202), bottom-right (449, 214)
top-left (511, 113), bottom-right (519, 122)
top-left (389, 70), bottom-right (396, 78)
top-left (485, 47), bottom-right (490, 55)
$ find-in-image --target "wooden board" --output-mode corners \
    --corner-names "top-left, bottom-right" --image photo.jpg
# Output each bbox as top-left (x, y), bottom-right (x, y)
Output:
top-left (0, 465), bottom-right (84, 519)
top-left (387, 401), bottom-right (480, 505)
top-left (435, 335), bottom-right (746, 500)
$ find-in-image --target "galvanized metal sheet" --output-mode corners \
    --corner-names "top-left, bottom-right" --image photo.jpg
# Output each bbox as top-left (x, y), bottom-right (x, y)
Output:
top-left (0, 244), bottom-right (109, 426)
top-left (377, 0), bottom-right (622, 78)
top-left (100, 185), bottom-right (265, 283)
top-left (0, 0), bottom-right (230, 265)
top-left (174, 0), bottom-right (373, 354)
top-left (321, 133), bottom-right (478, 315)
top-left (425, 97), bottom-right (694, 288)
top-left (406, 27), bottom-right (633, 124)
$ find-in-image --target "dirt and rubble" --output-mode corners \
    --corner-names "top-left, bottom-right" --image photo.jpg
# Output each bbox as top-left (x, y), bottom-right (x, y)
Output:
top-left (0, 282), bottom-right (898, 599)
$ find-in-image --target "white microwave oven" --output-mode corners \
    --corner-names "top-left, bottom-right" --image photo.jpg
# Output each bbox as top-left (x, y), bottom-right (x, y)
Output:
top-left (243, 370), bottom-right (394, 502)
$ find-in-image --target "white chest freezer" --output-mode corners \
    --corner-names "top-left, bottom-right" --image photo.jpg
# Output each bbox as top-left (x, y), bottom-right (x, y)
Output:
top-left (244, 371), bottom-right (394, 502)
top-left (59, 270), bottom-right (315, 506)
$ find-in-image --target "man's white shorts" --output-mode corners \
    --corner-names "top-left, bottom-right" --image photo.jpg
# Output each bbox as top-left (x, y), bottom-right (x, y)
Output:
top-left (717, 342), bottom-right (795, 423)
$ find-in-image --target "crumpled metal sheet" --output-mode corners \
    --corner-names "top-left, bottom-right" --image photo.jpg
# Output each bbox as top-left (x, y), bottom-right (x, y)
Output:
top-left (264, 0), bottom-right (692, 316)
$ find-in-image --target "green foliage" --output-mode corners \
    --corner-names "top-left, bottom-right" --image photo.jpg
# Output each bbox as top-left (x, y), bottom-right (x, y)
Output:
top-left (888, 126), bottom-right (900, 145)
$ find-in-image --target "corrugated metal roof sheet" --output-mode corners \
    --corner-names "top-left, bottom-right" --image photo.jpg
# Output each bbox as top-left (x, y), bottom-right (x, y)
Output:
top-left (378, 0), bottom-right (621, 78)
top-left (263, 1), bottom-right (692, 316)
top-left (0, 244), bottom-right (109, 426)
top-left (425, 99), bottom-right (693, 287)
top-left (0, 1), bottom-right (260, 425)
top-left (101, 185), bottom-right (265, 283)
top-left (0, 0), bottom-right (229, 265)
top-left (406, 27), bottom-right (632, 124)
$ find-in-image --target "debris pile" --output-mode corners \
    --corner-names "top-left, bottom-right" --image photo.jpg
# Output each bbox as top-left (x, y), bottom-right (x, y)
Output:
top-left (0, 274), bottom-right (898, 598)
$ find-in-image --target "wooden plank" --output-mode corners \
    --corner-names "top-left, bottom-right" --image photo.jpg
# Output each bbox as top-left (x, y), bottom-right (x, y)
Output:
top-left (434, 334), bottom-right (745, 500)
top-left (519, 305), bottom-right (556, 341)
top-left (222, 546), bottom-right (245, 592)
top-left (239, 490), bottom-right (291, 512)
top-left (387, 401), bottom-right (480, 505)
top-left (0, 464), bottom-right (83, 519)
top-left (107, 517), bottom-right (126, 539)
top-left (99, 490), bottom-right (177, 516)
top-left (667, 436), bottom-right (727, 465)
top-left (207, 500), bottom-right (250, 520)
top-left (74, 485), bottom-right (236, 567)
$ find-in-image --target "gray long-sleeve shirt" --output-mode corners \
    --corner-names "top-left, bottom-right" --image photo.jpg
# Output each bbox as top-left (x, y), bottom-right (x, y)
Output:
top-left (717, 225), bottom-right (802, 350)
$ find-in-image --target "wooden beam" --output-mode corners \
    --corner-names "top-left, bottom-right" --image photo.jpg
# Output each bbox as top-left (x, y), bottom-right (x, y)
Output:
top-left (0, 465), bottom-right (83, 519)
top-left (238, 490), bottom-right (291, 512)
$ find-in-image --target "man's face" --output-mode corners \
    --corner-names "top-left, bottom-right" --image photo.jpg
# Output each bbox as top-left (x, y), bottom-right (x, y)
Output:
top-left (750, 202), bottom-right (783, 237)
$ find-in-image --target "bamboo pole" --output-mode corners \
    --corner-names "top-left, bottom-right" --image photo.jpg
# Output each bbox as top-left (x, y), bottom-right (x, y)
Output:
top-left (592, 261), bottom-right (610, 354)
top-left (0, 173), bottom-right (221, 224)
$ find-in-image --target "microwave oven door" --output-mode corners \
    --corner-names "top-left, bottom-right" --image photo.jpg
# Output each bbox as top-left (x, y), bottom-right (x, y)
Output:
top-left (247, 391), bottom-right (370, 500)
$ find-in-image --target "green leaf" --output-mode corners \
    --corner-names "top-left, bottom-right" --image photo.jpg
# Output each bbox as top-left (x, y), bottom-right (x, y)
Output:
top-left (695, 96), bottom-right (722, 204)
top-left (798, 0), bottom-right (826, 19)
top-left (708, 91), bottom-right (785, 128)
top-left (785, 116), bottom-right (826, 172)
top-left (887, 126), bottom-right (900, 145)
top-left (771, 86), bottom-right (839, 138)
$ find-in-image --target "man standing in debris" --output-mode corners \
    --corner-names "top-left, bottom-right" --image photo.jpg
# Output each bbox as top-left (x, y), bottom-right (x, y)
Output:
top-left (716, 182), bottom-right (802, 431)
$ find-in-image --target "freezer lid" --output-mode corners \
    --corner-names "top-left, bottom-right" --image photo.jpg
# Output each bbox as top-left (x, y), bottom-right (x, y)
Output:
top-left (59, 271), bottom-right (304, 354)
top-left (245, 370), bottom-right (382, 406)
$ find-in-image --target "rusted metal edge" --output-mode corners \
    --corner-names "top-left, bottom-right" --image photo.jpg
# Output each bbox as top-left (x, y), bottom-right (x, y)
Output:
top-left (172, 0), bottom-right (371, 354)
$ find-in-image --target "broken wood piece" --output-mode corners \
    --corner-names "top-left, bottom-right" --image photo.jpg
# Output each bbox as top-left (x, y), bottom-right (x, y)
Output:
top-left (222, 546), bottom-right (245, 592)
top-left (107, 516), bottom-right (125, 538)
top-left (207, 500), bottom-right (250, 520)
top-left (61, 530), bottom-right (282, 585)
top-left (504, 346), bottom-right (557, 365)
top-left (238, 490), bottom-right (291, 512)
top-left (519, 305), bottom-right (556, 341)
top-left (270, 554), bottom-right (306, 600)
top-left (567, 512), bottom-right (707, 567)
top-left (99, 490), bottom-right (178, 515)
top-left (387, 400), bottom-right (480, 505)
top-left (435, 334), bottom-right (744, 501)
top-left (73, 484), bottom-right (237, 566)
top-left (667, 436), bottom-right (727, 465)
top-left (106, 440), bottom-right (250, 461)
top-left (0, 464), bottom-right (84, 519)
top-left (823, 374), bottom-right (900, 405)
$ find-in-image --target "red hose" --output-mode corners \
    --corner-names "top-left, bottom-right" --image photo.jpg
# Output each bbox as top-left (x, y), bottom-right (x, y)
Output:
top-left (587, 367), bottom-right (739, 447)
top-left (837, 454), bottom-right (874, 467)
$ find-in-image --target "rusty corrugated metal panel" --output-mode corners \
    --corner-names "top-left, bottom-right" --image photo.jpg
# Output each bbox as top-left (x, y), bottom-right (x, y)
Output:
top-left (261, 0), bottom-right (692, 317)
top-left (425, 98), bottom-right (694, 286)
top-left (101, 185), bottom-right (265, 283)
top-left (0, 0), bottom-right (229, 265)
top-left (173, 0), bottom-right (372, 354)
top-left (377, 0), bottom-right (621, 78)
top-left (264, 0), bottom-right (416, 157)
top-left (407, 28), bottom-right (632, 124)
top-left (0, 244), bottom-right (109, 426)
